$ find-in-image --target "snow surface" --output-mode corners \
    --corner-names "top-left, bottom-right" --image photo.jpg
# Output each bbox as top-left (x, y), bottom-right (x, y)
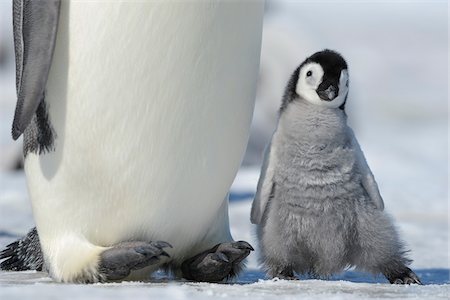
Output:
top-left (0, 271), bottom-right (449, 300)
top-left (0, 0), bottom-right (448, 299)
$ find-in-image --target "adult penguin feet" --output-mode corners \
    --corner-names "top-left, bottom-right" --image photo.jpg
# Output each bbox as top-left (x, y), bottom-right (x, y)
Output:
top-left (180, 241), bottom-right (254, 282)
top-left (98, 241), bottom-right (172, 281)
top-left (1, 230), bottom-right (254, 283)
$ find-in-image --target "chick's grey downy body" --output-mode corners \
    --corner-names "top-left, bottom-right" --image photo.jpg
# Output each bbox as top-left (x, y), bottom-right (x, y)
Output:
top-left (259, 101), bottom-right (406, 278)
top-left (252, 50), bottom-right (420, 284)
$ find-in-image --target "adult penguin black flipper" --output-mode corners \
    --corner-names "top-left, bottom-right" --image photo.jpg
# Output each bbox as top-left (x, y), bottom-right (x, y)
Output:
top-left (11, 0), bottom-right (61, 140)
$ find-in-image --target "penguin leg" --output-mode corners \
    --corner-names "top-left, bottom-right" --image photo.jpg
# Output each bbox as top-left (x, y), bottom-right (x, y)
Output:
top-left (180, 241), bottom-right (254, 282)
top-left (257, 205), bottom-right (299, 280)
top-left (98, 241), bottom-right (172, 281)
top-left (262, 245), bottom-right (298, 280)
top-left (50, 238), bottom-right (172, 283)
top-left (353, 211), bottom-right (421, 285)
top-left (267, 266), bottom-right (296, 280)
top-left (0, 228), bottom-right (172, 283)
top-left (258, 236), bottom-right (298, 280)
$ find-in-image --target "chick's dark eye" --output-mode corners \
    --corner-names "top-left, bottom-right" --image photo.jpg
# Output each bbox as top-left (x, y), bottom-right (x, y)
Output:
top-left (306, 71), bottom-right (312, 77)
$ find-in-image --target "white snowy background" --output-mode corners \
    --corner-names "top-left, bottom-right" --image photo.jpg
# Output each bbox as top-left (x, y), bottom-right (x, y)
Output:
top-left (0, 0), bottom-right (448, 299)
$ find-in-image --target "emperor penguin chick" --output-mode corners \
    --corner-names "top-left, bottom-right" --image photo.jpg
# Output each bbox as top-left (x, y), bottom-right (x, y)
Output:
top-left (251, 50), bottom-right (421, 284)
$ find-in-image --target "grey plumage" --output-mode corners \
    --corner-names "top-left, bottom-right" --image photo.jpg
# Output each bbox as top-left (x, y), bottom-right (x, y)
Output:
top-left (251, 50), bottom-right (420, 284)
top-left (12, 0), bottom-right (60, 141)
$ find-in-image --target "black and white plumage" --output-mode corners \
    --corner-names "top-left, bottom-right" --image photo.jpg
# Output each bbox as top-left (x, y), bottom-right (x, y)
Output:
top-left (251, 50), bottom-right (421, 284)
top-left (2, 0), bottom-right (264, 283)
top-left (0, 228), bottom-right (43, 272)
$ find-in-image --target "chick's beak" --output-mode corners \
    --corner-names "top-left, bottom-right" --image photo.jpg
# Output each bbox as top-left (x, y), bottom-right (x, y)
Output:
top-left (317, 84), bottom-right (338, 101)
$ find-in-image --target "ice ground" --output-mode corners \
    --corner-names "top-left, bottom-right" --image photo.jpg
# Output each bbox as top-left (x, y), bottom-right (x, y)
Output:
top-left (0, 271), bottom-right (448, 300)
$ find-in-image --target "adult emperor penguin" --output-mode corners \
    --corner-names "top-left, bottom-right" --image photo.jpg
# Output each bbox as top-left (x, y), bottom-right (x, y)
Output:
top-left (0, 0), bottom-right (264, 283)
top-left (251, 50), bottom-right (421, 284)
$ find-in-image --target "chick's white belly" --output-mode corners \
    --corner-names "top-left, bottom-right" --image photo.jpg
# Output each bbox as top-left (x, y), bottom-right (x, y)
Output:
top-left (24, 0), bottom-right (263, 258)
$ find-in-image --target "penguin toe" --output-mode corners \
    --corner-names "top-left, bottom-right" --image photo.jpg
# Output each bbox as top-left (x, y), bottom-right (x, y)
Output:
top-left (387, 268), bottom-right (422, 285)
top-left (216, 241), bottom-right (253, 264)
top-left (398, 271), bottom-right (422, 285)
top-left (181, 240), bottom-right (254, 282)
top-left (98, 240), bottom-right (171, 281)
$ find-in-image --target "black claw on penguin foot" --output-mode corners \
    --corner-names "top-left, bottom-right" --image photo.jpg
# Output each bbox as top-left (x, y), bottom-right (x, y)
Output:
top-left (98, 240), bottom-right (172, 281)
top-left (181, 240), bottom-right (254, 283)
top-left (386, 267), bottom-right (422, 285)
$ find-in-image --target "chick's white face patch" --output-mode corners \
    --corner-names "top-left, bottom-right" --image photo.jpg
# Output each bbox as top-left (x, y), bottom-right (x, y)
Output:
top-left (296, 63), bottom-right (349, 108)
top-left (296, 63), bottom-right (324, 106)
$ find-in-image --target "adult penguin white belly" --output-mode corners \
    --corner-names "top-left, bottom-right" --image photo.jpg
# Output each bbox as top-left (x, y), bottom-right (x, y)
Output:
top-left (4, 0), bottom-right (264, 283)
